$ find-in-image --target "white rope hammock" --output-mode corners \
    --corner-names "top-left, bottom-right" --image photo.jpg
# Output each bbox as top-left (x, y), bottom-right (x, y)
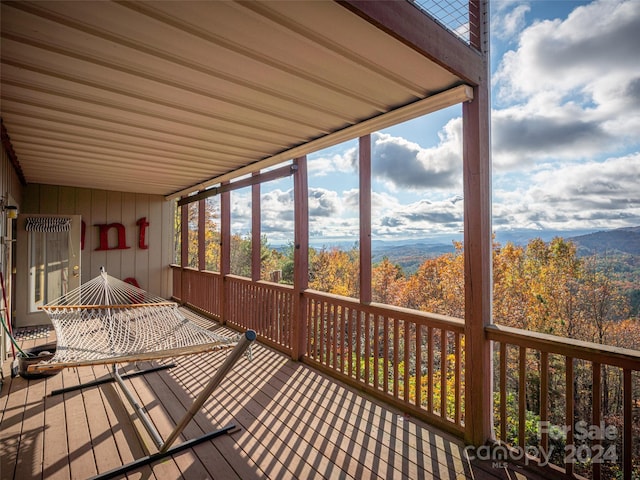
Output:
top-left (28, 268), bottom-right (257, 477)
top-left (32, 268), bottom-right (237, 372)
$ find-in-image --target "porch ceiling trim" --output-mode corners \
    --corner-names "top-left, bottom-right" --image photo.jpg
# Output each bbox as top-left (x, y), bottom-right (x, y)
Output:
top-left (166, 84), bottom-right (473, 201)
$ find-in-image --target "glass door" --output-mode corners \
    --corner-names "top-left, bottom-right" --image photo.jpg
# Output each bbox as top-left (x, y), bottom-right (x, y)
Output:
top-left (16, 215), bottom-right (81, 327)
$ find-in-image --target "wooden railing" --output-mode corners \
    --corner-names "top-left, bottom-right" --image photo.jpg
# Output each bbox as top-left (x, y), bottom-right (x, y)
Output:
top-left (304, 289), bottom-right (466, 436)
top-left (487, 324), bottom-right (640, 480)
top-left (226, 275), bottom-right (293, 352)
top-left (172, 266), bottom-right (221, 317)
top-left (170, 266), bottom-right (639, 478)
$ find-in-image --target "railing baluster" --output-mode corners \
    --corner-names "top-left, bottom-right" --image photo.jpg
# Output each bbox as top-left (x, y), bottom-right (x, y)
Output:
top-left (320, 300), bottom-right (326, 364)
top-left (393, 317), bottom-right (400, 399)
top-left (404, 320), bottom-right (410, 403)
top-left (364, 312), bottom-right (370, 386)
top-left (348, 307), bottom-right (354, 376)
top-left (519, 346), bottom-right (526, 449)
top-left (373, 314), bottom-right (379, 391)
top-left (338, 305), bottom-right (344, 373)
top-left (441, 328), bottom-right (447, 417)
top-left (455, 332), bottom-right (461, 425)
top-left (416, 325), bottom-right (423, 408)
top-left (356, 310), bottom-right (362, 382)
top-left (500, 342), bottom-right (506, 442)
top-left (565, 356), bottom-right (574, 477)
top-left (306, 298), bottom-right (313, 359)
top-left (623, 368), bottom-right (632, 480)
top-left (428, 326), bottom-right (434, 414)
top-left (255, 284), bottom-right (260, 333)
top-left (540, 351), bottom-right (549, 454)
top-left (384, 315), bottom-right (389, 395)
top-left (335, 305), bottom-right (340, 370)
top-left (592, 361), bottom-right (601, 480)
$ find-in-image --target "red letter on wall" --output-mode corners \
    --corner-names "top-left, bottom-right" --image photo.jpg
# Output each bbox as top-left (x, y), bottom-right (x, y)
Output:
top-left (95, 223), bottom-right (130, 251)
top-left (137, 217), bottom-right (149, 249)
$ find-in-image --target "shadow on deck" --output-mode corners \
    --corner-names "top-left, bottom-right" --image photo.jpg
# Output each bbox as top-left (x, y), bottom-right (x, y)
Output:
top-left (1, 312), bottom-right (552, 479)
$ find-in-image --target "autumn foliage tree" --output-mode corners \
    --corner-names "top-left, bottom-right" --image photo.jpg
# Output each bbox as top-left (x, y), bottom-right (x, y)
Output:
top-left (309, 244), bottom-right (360, 297)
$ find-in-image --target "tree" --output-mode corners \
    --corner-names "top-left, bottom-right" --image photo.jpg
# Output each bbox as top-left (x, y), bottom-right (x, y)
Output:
top-left (493, 241), bottom-right (529, 329)
top-left (372, 257), bottom-right (405, 305)
top-left (400, 242), bottom-right (464, 318)
top-left (309, 245), bottom-right (360, 297)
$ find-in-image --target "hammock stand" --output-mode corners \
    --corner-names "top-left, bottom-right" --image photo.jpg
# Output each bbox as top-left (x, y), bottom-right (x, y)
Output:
top-left (30, 269), bottom-right (256, 480)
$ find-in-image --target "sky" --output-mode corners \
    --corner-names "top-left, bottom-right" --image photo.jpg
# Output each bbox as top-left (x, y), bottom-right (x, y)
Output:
top-left (229, 0), bottom-right (640, 247)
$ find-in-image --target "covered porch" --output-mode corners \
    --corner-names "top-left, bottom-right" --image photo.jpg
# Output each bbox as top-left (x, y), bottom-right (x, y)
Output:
top-left (1, 1), bottom-right (638, 479)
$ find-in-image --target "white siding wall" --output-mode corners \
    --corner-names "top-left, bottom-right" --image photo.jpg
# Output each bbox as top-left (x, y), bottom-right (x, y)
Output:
top-left (22, 184), bottom-right (175, 298)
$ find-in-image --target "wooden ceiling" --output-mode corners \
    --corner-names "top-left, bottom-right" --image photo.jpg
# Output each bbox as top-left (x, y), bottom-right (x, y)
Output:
top-left (1, 0), bottom-right (475, 197)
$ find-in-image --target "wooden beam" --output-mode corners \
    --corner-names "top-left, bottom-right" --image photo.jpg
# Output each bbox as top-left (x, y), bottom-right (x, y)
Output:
top-left (176, 164), bottom-right (296, 206)
top-left (338, 0), bottom-right (484, 85)
top-left (359, 134), bottom-right (372, 304)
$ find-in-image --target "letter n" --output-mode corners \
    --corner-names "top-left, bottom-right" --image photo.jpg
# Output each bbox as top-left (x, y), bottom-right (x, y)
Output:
top-left (95, 223), bottom-right (131, 250)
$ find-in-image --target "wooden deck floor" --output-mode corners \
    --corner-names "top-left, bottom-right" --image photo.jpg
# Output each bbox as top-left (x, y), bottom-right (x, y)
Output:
top-left (1, 309), bottom-right (552, 480)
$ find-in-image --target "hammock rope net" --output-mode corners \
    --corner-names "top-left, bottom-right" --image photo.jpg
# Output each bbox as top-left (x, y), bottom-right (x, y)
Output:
top-left (36, 269), bottom-right (236, 370)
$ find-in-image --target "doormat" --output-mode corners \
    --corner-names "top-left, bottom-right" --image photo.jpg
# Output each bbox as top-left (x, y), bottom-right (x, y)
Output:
top-left (13, 325), bottom-right (52, 341)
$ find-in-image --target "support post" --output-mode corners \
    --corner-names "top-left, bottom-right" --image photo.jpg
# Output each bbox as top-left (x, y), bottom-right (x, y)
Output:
top-left (252, 174), bottom-right (261, 282)
top-left (359, 134), bottom-right (372, 304)
top-left (180, 198), bottom-right (189, 304)
top-left (198, 199), bottom-right (206, 270)
top-left (292, 157), bottom-right (309, 360)
top-left (220, 183), bottom-right (230, 324)
top-left (463, 0), bottom-right (493, 447)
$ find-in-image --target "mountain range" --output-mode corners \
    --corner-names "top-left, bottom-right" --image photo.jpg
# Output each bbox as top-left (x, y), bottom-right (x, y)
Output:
top-left (368, 226), bottom-right (640, 274)
top-left (566, 226), bottom-right (640, 256)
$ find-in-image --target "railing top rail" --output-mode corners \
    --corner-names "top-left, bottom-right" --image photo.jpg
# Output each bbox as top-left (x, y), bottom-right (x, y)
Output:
top-left (486, 323), bottom-right (640, 370)
top-left (304, 288), bottom-right (465, 332)
top-left (225, 274), bottom-right (294, 291)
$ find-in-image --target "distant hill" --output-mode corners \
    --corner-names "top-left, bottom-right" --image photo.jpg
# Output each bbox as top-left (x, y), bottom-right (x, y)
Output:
top-left (567, 226), bottom-right (640, 256)
top-left (297, 225), bottom-right (640, 275)
top-left (494, 228), bottom-right (597, 246)
top-left (372, 242), bottom-right (455, 275)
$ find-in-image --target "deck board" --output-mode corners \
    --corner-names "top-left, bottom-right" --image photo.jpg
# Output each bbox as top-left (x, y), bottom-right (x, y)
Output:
top-left (1, 311), bottom-right (555, 480)
top-left (42, 359), bottom-right (70, 480)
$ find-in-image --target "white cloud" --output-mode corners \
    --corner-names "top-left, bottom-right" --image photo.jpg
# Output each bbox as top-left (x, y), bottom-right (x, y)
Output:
top-left (373, 194), bottom-right (464, 240)
top-left (260, 188), bottom-right (294, 237)
top-left (495, 0), bottom-right (640, 101)
top-left (371, 118), bottom-right (462, 191)
top-left (492, 2), bottom-right (531, 40)
top-left (307, 149), bottom-right (357, 177)
top-left (493, 153), bottom-right (640, 231)
top-left (492, 0), bottom-right (640, 171)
